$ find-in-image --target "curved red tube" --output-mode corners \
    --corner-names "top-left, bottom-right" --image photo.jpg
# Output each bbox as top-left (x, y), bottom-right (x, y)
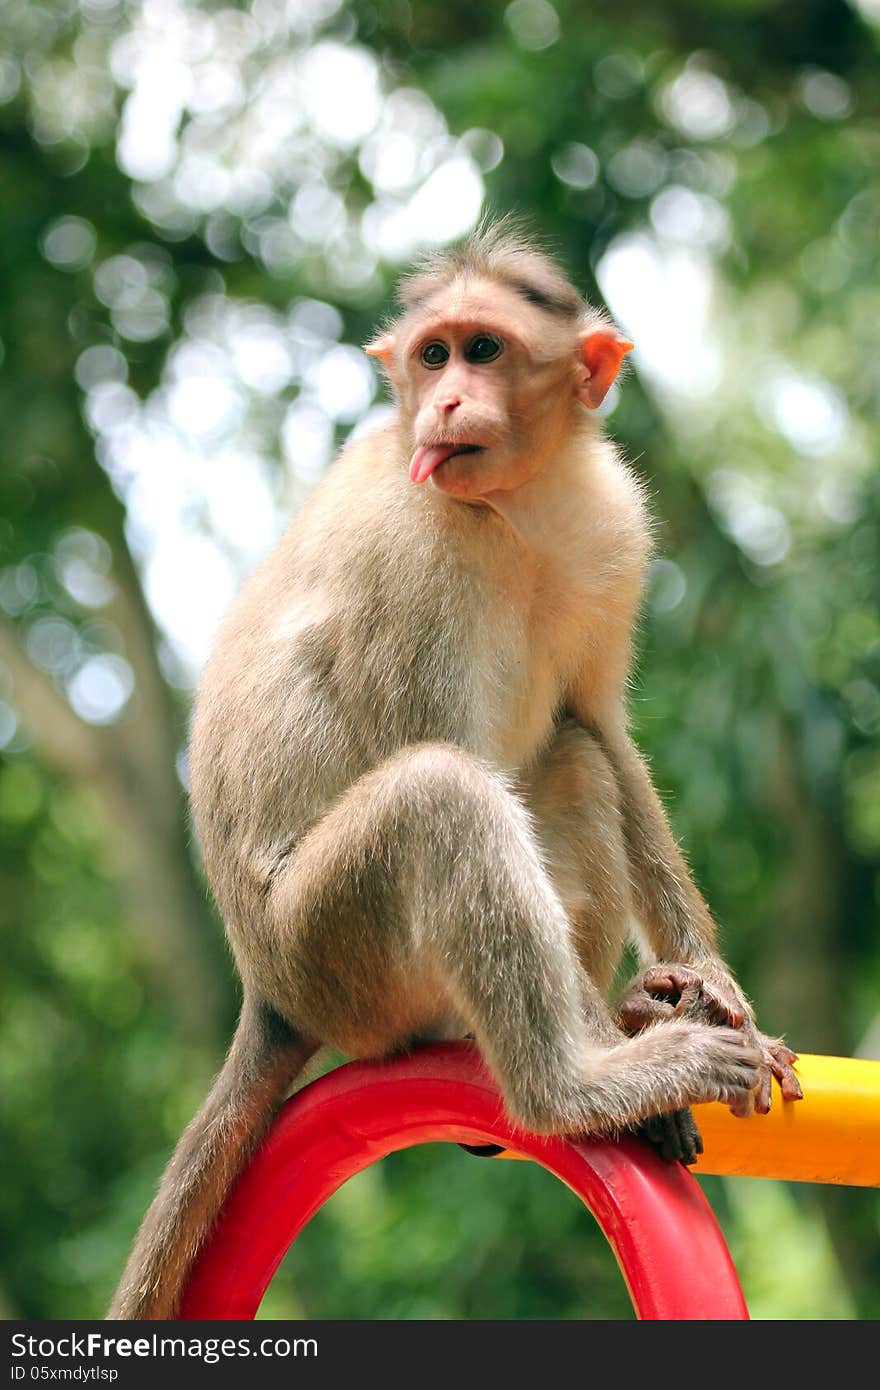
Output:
top-left (180, 1041), bottom-right (748, 1321)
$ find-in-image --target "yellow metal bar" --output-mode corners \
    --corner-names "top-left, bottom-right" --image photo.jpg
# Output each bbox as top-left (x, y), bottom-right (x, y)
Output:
top-left (692, 1053), bottom-right (880, 1187)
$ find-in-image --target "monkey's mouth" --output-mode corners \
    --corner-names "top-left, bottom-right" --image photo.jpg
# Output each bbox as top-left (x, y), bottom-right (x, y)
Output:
top-left (409, 443), bottom-right (484, 484)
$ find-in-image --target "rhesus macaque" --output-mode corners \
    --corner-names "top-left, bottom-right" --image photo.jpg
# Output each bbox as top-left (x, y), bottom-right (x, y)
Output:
top-left (109, 222), bottom-right (800, 1321)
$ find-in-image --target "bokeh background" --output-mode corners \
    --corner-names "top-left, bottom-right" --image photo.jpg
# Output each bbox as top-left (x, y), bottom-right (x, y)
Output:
top-left (1, 0), bottom-right (878, 1321)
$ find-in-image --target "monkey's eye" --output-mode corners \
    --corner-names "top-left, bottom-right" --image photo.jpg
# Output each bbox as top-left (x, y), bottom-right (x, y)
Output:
top-left (420, 340), bottom-right (450, 369)
top-left (465, 333), bottom-right (503, 364)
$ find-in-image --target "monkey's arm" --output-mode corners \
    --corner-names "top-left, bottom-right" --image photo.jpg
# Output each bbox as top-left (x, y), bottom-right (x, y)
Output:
top-left (578, 706), bottom-right (801, 1112)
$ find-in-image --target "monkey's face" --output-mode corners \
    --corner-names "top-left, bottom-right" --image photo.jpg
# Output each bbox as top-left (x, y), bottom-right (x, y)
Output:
top-left (395, 280), bottom-right (580, 502)
top-left (366, 276), bottom-right (633, 505)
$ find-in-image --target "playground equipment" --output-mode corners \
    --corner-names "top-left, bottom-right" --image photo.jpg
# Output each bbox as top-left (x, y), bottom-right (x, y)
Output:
top-left (179, 1041), bottom-right (880, 1321)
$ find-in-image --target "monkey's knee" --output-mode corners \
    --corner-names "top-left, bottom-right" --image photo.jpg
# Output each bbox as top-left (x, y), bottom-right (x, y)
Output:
top-left (383, 743), bottom-right (534, 863)
top-left (391, 741), bottom-right (506, 809)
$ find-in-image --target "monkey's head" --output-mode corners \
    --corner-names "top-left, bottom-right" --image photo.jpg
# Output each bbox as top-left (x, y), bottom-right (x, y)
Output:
top-left (366, 224), bottom-right (632, 503)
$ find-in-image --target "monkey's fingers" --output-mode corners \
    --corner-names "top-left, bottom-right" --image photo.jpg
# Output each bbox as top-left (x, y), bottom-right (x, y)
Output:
top-left (675, 981), bottom-right (708, 1018)
top-left (615, 992), bottom-right (675, 1034)
top-left (630, 963), bottom-right (743, 1028)
top-left (615, 963), bottom-right (702, 1033)
top-left (639, 963), bottom-right (703, 1004)
top-left (616, 962), bottom-right (749, 1038)
top-left (695, 976), bottom-right (747, 1030)
top-left (617, 972), bottom-right (720, 1034)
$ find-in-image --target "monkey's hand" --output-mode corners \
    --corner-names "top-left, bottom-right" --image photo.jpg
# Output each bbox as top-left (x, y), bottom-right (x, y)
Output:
top-left (615, 963), bottom-right (803, 1115)
top-left (637, 1107), bottom-right (704, 1166)
top-left (616, 962), bottom-right (743, 1031)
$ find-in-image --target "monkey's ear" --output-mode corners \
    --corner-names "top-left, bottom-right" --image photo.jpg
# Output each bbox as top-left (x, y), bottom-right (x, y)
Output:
top-left (576, 331), bottom-right (634, 409)
top-left (365, 333), bottom-right (399, 384)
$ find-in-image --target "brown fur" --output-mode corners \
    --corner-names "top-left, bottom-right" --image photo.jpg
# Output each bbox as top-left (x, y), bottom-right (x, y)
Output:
top-left (109, 226), bottom-right (765, 1320)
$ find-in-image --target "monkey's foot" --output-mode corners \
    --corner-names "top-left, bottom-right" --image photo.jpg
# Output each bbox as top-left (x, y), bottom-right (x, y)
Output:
top-left (753, 1033), bottom-right (803, 1113)
top-left (636, 1107), bottom-right (703, 1166)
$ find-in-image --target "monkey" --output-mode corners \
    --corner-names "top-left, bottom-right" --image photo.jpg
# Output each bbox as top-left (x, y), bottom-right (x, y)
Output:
top-left (108, 221), bottom-right (800, 1321)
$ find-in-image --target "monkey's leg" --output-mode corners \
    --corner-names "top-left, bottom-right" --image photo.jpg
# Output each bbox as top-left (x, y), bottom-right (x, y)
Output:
top-left (265, 742), bottom-right (760, 1138)
top-left (519, 721), bottom-right (705, 1162)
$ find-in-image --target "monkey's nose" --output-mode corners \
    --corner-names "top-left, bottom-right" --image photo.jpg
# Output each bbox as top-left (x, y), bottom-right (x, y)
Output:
top-left (438, 395), bottom-right (462, 414)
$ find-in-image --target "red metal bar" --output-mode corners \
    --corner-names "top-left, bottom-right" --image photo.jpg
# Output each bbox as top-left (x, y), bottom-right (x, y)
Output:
top-left (180, 1040), bottom-right (748, 1321)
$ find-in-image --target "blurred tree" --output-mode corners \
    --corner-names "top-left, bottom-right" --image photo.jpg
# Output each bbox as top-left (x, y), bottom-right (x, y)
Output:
top-left (0, 0), bottom-right (877, 1319)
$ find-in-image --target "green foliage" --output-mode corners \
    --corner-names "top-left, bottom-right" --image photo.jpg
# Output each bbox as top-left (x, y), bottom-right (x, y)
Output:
top-left (264, 1147), bottom-right (634, 1320)
top-left (1, 0), bottom-right (878, 1321)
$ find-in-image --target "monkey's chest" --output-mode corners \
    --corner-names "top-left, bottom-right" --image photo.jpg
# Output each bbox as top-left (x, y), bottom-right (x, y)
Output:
top-left (472, 581), bottom-right (592, 770)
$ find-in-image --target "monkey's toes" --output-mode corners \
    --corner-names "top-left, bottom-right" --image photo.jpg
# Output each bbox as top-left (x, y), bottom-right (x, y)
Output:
top-left (700, 1027), bottom-right (762, 1110)
top-left (738, 1033), bottom-right (802, 1114)
top-left (763, 1037), bottom-right (804, 1102)
top-left (638, 1108), bottom-right (703, 1166)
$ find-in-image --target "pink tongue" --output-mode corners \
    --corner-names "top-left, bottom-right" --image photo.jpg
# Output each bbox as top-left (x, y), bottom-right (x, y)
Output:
top-left (409, 444), bottom-right (458, 484)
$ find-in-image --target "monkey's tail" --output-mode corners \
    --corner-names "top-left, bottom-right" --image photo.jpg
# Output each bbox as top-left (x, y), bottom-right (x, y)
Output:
top-left (107, 997), bottom-right (317, 1320)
